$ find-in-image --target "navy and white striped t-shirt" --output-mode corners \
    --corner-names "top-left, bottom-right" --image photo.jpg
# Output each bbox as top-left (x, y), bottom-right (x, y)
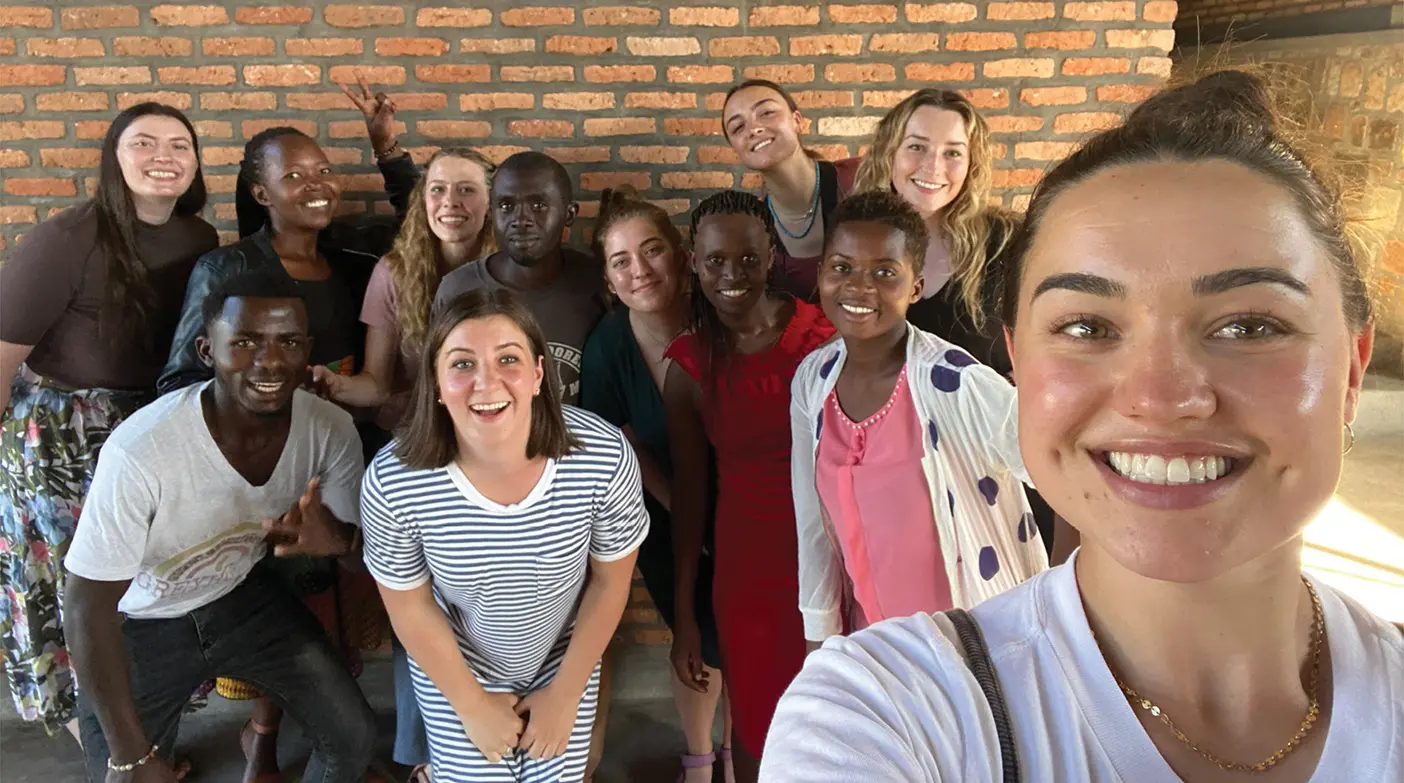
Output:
top-left (361, 406), bottom-right (649, 685)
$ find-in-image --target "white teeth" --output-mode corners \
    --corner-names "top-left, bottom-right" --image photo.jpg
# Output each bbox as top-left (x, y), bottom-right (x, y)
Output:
top-left (751, 139), bottom-right (772, 152)
top-left (146, 171), bottom-right (178, 179)
top-left (305, 199), bottom-right (329, 208)
top-left (841, 304), bottom-right (875, 315)
top-left (912, 178), bottom-right (945, 191)
top-left (251, 382), bottom-right (281, 393)
top-left (720, 288), bottom-right (747, 298)
top-left (1107, 452), bottom-right (1234, 486)
top-left (439, 216), bottom-right (466, 224)
top-left (469, 401), bottom-right (510, 412)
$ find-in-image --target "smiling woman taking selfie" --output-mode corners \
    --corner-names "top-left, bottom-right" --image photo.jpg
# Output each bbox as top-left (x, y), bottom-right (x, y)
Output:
top-left (762, 69), bottom-right (1402, 782)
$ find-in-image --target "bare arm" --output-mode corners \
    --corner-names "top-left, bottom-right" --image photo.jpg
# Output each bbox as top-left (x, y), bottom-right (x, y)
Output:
top-left (622, 425), bottom-right (671, 512)
top-left (316, 324), bottom-right (397, 408)
top-left (549, 552), bottom-right (638, 699)
top-left (64, 575), bottom-right (150, 763)
top-left (0, 341), bottom-right (33, 417)
top-left (662, 363), bottom-right (707, 634)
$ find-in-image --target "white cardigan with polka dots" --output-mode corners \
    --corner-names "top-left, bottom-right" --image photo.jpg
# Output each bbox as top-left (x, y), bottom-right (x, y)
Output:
top-left (790, 325), bottom-right (1050, 641)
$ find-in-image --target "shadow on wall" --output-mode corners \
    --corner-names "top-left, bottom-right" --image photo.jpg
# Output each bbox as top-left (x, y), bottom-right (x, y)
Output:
top-left (1175, 32), bottom-right (1404, 378)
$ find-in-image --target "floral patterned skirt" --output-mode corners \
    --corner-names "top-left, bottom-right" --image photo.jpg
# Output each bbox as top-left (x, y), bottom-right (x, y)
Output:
top-left (0, 368), bottom-right (148, 733)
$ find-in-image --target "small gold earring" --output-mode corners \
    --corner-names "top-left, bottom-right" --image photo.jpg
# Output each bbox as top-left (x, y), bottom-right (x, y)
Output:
top-left (1343, 421), bottom-right (1355, 455)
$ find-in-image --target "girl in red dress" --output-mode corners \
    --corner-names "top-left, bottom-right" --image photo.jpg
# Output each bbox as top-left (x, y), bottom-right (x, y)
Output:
top-left (663, 191), bottom-right (835, 782)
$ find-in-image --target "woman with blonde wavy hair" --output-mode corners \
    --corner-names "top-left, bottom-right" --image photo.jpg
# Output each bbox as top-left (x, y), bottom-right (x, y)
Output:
top-left (853, 89), bottom-right (1016, 374)
top-left (314, 145), bottom-right (496, 783)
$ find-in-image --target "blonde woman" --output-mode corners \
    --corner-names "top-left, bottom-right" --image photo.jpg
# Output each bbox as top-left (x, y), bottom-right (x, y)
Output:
top-left (315, 147), bottom-right (496, 783)
top-left (853, 89), bottom-right (1015, 374)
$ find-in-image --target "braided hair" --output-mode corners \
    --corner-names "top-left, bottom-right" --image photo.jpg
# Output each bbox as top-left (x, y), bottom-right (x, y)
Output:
top-left (235, 126), bottom-right (312, 238)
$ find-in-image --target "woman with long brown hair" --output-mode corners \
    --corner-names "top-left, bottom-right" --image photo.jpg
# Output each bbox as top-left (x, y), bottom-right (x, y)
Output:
top-left (0, 102), bottom-right (215, 740)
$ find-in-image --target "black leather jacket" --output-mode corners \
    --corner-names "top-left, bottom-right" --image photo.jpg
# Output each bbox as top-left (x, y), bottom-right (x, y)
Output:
top-left (157, 154), bottom-right (419, 396)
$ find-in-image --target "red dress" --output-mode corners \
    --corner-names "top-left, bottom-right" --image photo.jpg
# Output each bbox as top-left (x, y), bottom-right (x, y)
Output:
top-left (666, 299), bottom-right (836, 755)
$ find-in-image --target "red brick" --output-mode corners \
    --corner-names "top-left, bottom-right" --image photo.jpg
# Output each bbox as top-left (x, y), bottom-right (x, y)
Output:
top-left (906, 62), bottom-right (975, 82)
top-left (202, 146), bottom-right (244, 165)
top-left (661, 171), bottom-right (734, 189)
top-left (584, 65), bottom-right (656, 83)
top-left (459, 38), bottom-right (536, 53)
top-left (235, 6), bottom-right (314, 25)
top-left (0, 95), bottom-right (22, 114)
top-left (417, 65), bottom-right (491, 83)
top-left (668, 65), bottom-right (733, 84)
top-left (0, 149), bottom-right (30, 167)
top-left (61, 6), bottom-right (140, 30)
top-left (113, 36), bottom-right (193, 56)
top-left (698, 145), bottom-right (740, 164)
top-left (41, 148), bottom-right (100, 168)
top-left (152, 66), bottom-right (230, 86)
top-left (286, 38), bottom-right (364, 56)
top-left (704, 92), bottom-right (728, 111)
top-left (583, 7), bottom-right (661, 25)
top-left (709, 36), bottom-right (781, 57)
top-left (1144, 1), bottom-right (1179, 21)
top-left (546, 35), bottom-right (618, 54)
top-left (869, 33), bottom-right (941, 53)
top-left (501, 7), bottom-right (575, 26)
top-left (544, 92), bottom-right (615, 111)
top-left (1063, 2), bottom-right (1137, 19)
top-left (991, 168), bottom-right (1044, 188)
top-left (988, 116), bottom-right (1045, 133)
top-left (0, 7), bottom-right (52, 27)
top-left (744, 64), bottom-right (815, 83)
top-left (0, 121), bottom-right (65, 140)
top-left (1062, 57), bottom-right (1131, 76)
top-left (6, 177), bottom-right (78, 197)
top-left (750, 5), bottom-right (821, 25)
top-left (509, 120), bottom-right (575, 138)
top-left (324, 5), bottom-right (404, 27)
top-left (584, 117), bottom-right (656, 136)
top-left (327, 65), bottom-right (406, 85)
top-left (282, 92), bottom-right (356, 111)
top-left (201, 91), bottom-right (277, 111)
top-left (1025, 30), bottom-right (1096, 49)
top-left (790, 34), bottom-right (863, 56)
top-left (959, 88), bottom-right (1010, 109)
top-left (203, 37), bottom-right (276, 56)
top-left (581, 171), bottom-right (651, 191)
top-left (0, 38), bottom-right (12, 56)
top-left (386, 93), bottom-right (451, 109)
top-left (862, 89), bottom-right (915, 108)
top-left (1016, 141), bottom-right (1078, 159)
top-left (792, 90), bottom-right (855, 108)
top-left (543, 146), bottom-right (611, 163)
top-left (625, 91), bottom-right (696, 109)
top-left (0, 206), bottom-right (38, 224)
top-left (460, 92), bottom-right (535, 111)
top-left (471, 145), bottom-right (531, 164)
top-left (327, 119), bottom-right (405, 138)
top-left (76, 67), bottom-right (152, 85)
top-left (987, 1), bottom-right (1055, 18)
top-left (619, 145), bottom-right (690, 164)
top-left (77, 120), bottom-right (112, 139)
top-left (415, 7), bottom-right (492, 27)
top-left (35, 92), bottom-right (109, 112)
top-left (213, 202), bottom-right (239, 221)
top-left (244, 65), bottom-right (321, 86)
top-left (628, 36), bottom-right (701, 56)
top-left (947, 32), bottom-right (1017, 51)
top-left (416, 120), bottom-right (492, 140)
top-left (1137, 57), bottom-right (1173, 77)
top-left (1021, 86), bottom-right (1087, 106)
top-left (501, 66), bottom-right (574, 83)
top-left (0, 65), bottom-right (66, 86)
top-left (670, 7), bottom-right (740, 25)
top-left (191, 120), bottom-right (229, 138)
top-left (117, 91), bottom-right (191, 110)
top-left (829, 4), bottom-right (899, 22)
top-left (1096, 84), bottom-right (1159, 103)
top-left (375, 37), bottom-right (449, 56)
top-left (819, 116), bottom-right (881, 136)
top-left (26, 37), bottom-right (105, 57)
top-left (1055, 112), bottom-right (1121, 133)
top-left (905, 3), bottom-right (978, 22)
top-left (242, 119), bottom-right (317, 138)
top-left (150, 5), bottom-right (229, 26)
top-left (664, 118), bottom-right (723, 136)
top-left (1106, 30), bottom-right (1175, 50)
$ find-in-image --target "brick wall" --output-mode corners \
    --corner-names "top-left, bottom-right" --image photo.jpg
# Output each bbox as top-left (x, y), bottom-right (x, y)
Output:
top-left (1176, 0), bottom-right (1396, 26)
top-left (0, 2), bottom-right (1176, 648)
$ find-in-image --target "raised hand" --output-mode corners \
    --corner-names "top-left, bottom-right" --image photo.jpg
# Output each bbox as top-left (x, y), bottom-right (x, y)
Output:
top-left (515, 683), bottom-right (582, 761)
top-left (337, 72), bottom-right (399, 157)
top-left (262, 478), bottom-right (352, 558)
top-left (457, 691), bottom-right (524, 765)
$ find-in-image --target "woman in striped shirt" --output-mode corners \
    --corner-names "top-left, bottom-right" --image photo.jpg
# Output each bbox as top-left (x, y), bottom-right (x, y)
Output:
top-left (360, 288), bottom-right (649, 783)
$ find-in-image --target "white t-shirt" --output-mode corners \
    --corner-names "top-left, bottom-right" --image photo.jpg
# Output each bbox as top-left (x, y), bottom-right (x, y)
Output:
top-left (761, 560), bottom-right (1404, 782)
top-left (65, 383), bottom-right (364, 619)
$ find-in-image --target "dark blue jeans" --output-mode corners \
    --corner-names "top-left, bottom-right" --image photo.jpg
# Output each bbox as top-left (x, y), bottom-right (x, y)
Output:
top-left (77, 564), bottom-right (377, 783)
top-left (391, 636), bottom-right (430, 767)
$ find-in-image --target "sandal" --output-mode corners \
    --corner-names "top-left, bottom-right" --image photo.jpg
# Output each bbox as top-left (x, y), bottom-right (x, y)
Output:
top-left (408, 764), bottom-right (432, 783)
top-left (678, 751), bottom-right (716, 783)
top-left (719, 746), bottom-right (735, 783)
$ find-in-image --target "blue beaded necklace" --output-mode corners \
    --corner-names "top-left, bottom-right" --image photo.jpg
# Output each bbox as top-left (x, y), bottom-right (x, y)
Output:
top-left (767, 159), bottom-right (821, 240)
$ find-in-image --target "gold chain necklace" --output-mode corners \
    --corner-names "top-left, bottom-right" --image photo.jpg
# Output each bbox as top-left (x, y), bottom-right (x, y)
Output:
top-left (1112, 576), bottom-right (1325, 774)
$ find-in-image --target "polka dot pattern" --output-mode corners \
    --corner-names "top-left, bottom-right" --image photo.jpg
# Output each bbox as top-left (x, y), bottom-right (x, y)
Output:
top-left (978, 477), bottom-right (999, 506)
top-left (978, 546), bottom-right (1000, 580)
top-left (816, 409), bottom-right (823, 439)
top-left (944, 349), bottom-right (977, 368)
top-left (819, 351), bottom-right (839, 379)
top-left (1017, 513), bottom-right (1035, 543)
top-left (947, 490), bottom-right (955, 514)
top-left (927, 420), bottom-right (939, 449)
top-left (930, 364), bottom-right (962, 393)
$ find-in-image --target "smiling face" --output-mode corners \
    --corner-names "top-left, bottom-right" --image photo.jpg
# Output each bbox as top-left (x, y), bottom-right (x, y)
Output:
top-left (723, 86), bottom-right (804, 172)
top-left (1010, 159), bottom-right (1372, 582)
top-left (891, 106), bottom-right (971, 221)
top-left (252, 135), bottom-right (340, 232)
top-left (436, 314), bottom-right (546, 454)
top-left (602, 216), bottom-right (685, 314)
top-left (200, 296), bottom-right (311, 418)
top-left (116, 114), bottom-right (199, 211)
top-left (819, 221), bottom-right (924, 341)
top-left (491, 166), bottom-right (576, 266)
top-left (692, 212), bottom-right (775, 320)
top-left (424, 155), bottom-right (491, 246)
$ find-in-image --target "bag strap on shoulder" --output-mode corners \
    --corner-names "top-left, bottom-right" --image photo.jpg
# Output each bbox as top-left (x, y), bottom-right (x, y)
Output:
top-left (947, 608), bottom-right (1019, 783)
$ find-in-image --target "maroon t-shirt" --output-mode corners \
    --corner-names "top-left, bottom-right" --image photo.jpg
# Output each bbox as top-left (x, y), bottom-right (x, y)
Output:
top-left (0, 202), bottom-right (218, 391)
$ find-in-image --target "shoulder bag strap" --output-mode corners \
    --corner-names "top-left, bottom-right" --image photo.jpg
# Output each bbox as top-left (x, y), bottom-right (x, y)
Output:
top-left (947, 608), bottom-right (1019, 783)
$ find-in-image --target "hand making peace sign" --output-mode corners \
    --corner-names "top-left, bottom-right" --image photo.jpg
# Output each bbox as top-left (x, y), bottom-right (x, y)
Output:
top-left (338, 71), bottom-right (400, 159)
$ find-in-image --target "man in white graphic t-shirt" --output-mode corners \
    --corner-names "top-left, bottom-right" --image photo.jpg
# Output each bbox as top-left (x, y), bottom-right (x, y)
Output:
top-left (63, 272), bottom-right (376, 783)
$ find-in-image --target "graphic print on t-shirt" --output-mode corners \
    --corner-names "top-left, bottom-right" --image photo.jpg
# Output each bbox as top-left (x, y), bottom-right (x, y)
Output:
top-left (133, 523), bottom-right (267, 604)
top-left (550, 342), bottom-right (583, 402)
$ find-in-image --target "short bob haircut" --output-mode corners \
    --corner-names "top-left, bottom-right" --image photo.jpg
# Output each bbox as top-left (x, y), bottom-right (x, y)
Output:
top-left (395, 288), bottom-right (581, 469)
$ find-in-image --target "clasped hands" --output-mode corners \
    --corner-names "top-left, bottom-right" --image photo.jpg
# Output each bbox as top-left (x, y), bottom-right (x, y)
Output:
top-left (458, 683), bottom-right (583, 764)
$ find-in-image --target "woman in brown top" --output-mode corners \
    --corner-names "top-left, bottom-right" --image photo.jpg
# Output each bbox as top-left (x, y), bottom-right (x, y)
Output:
top-left (0, 102), bottom-right (216, 736)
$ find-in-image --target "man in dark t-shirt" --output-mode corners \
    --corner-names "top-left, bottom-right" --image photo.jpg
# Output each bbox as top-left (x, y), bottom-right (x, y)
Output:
top-left (433, 151), bottom-right (607, 405)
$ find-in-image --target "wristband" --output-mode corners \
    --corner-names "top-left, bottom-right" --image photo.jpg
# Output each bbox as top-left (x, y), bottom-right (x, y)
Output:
top-left (107, 743), bottom-right (160, 772)
top-left (374, 140), bottom-right (401, 161)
